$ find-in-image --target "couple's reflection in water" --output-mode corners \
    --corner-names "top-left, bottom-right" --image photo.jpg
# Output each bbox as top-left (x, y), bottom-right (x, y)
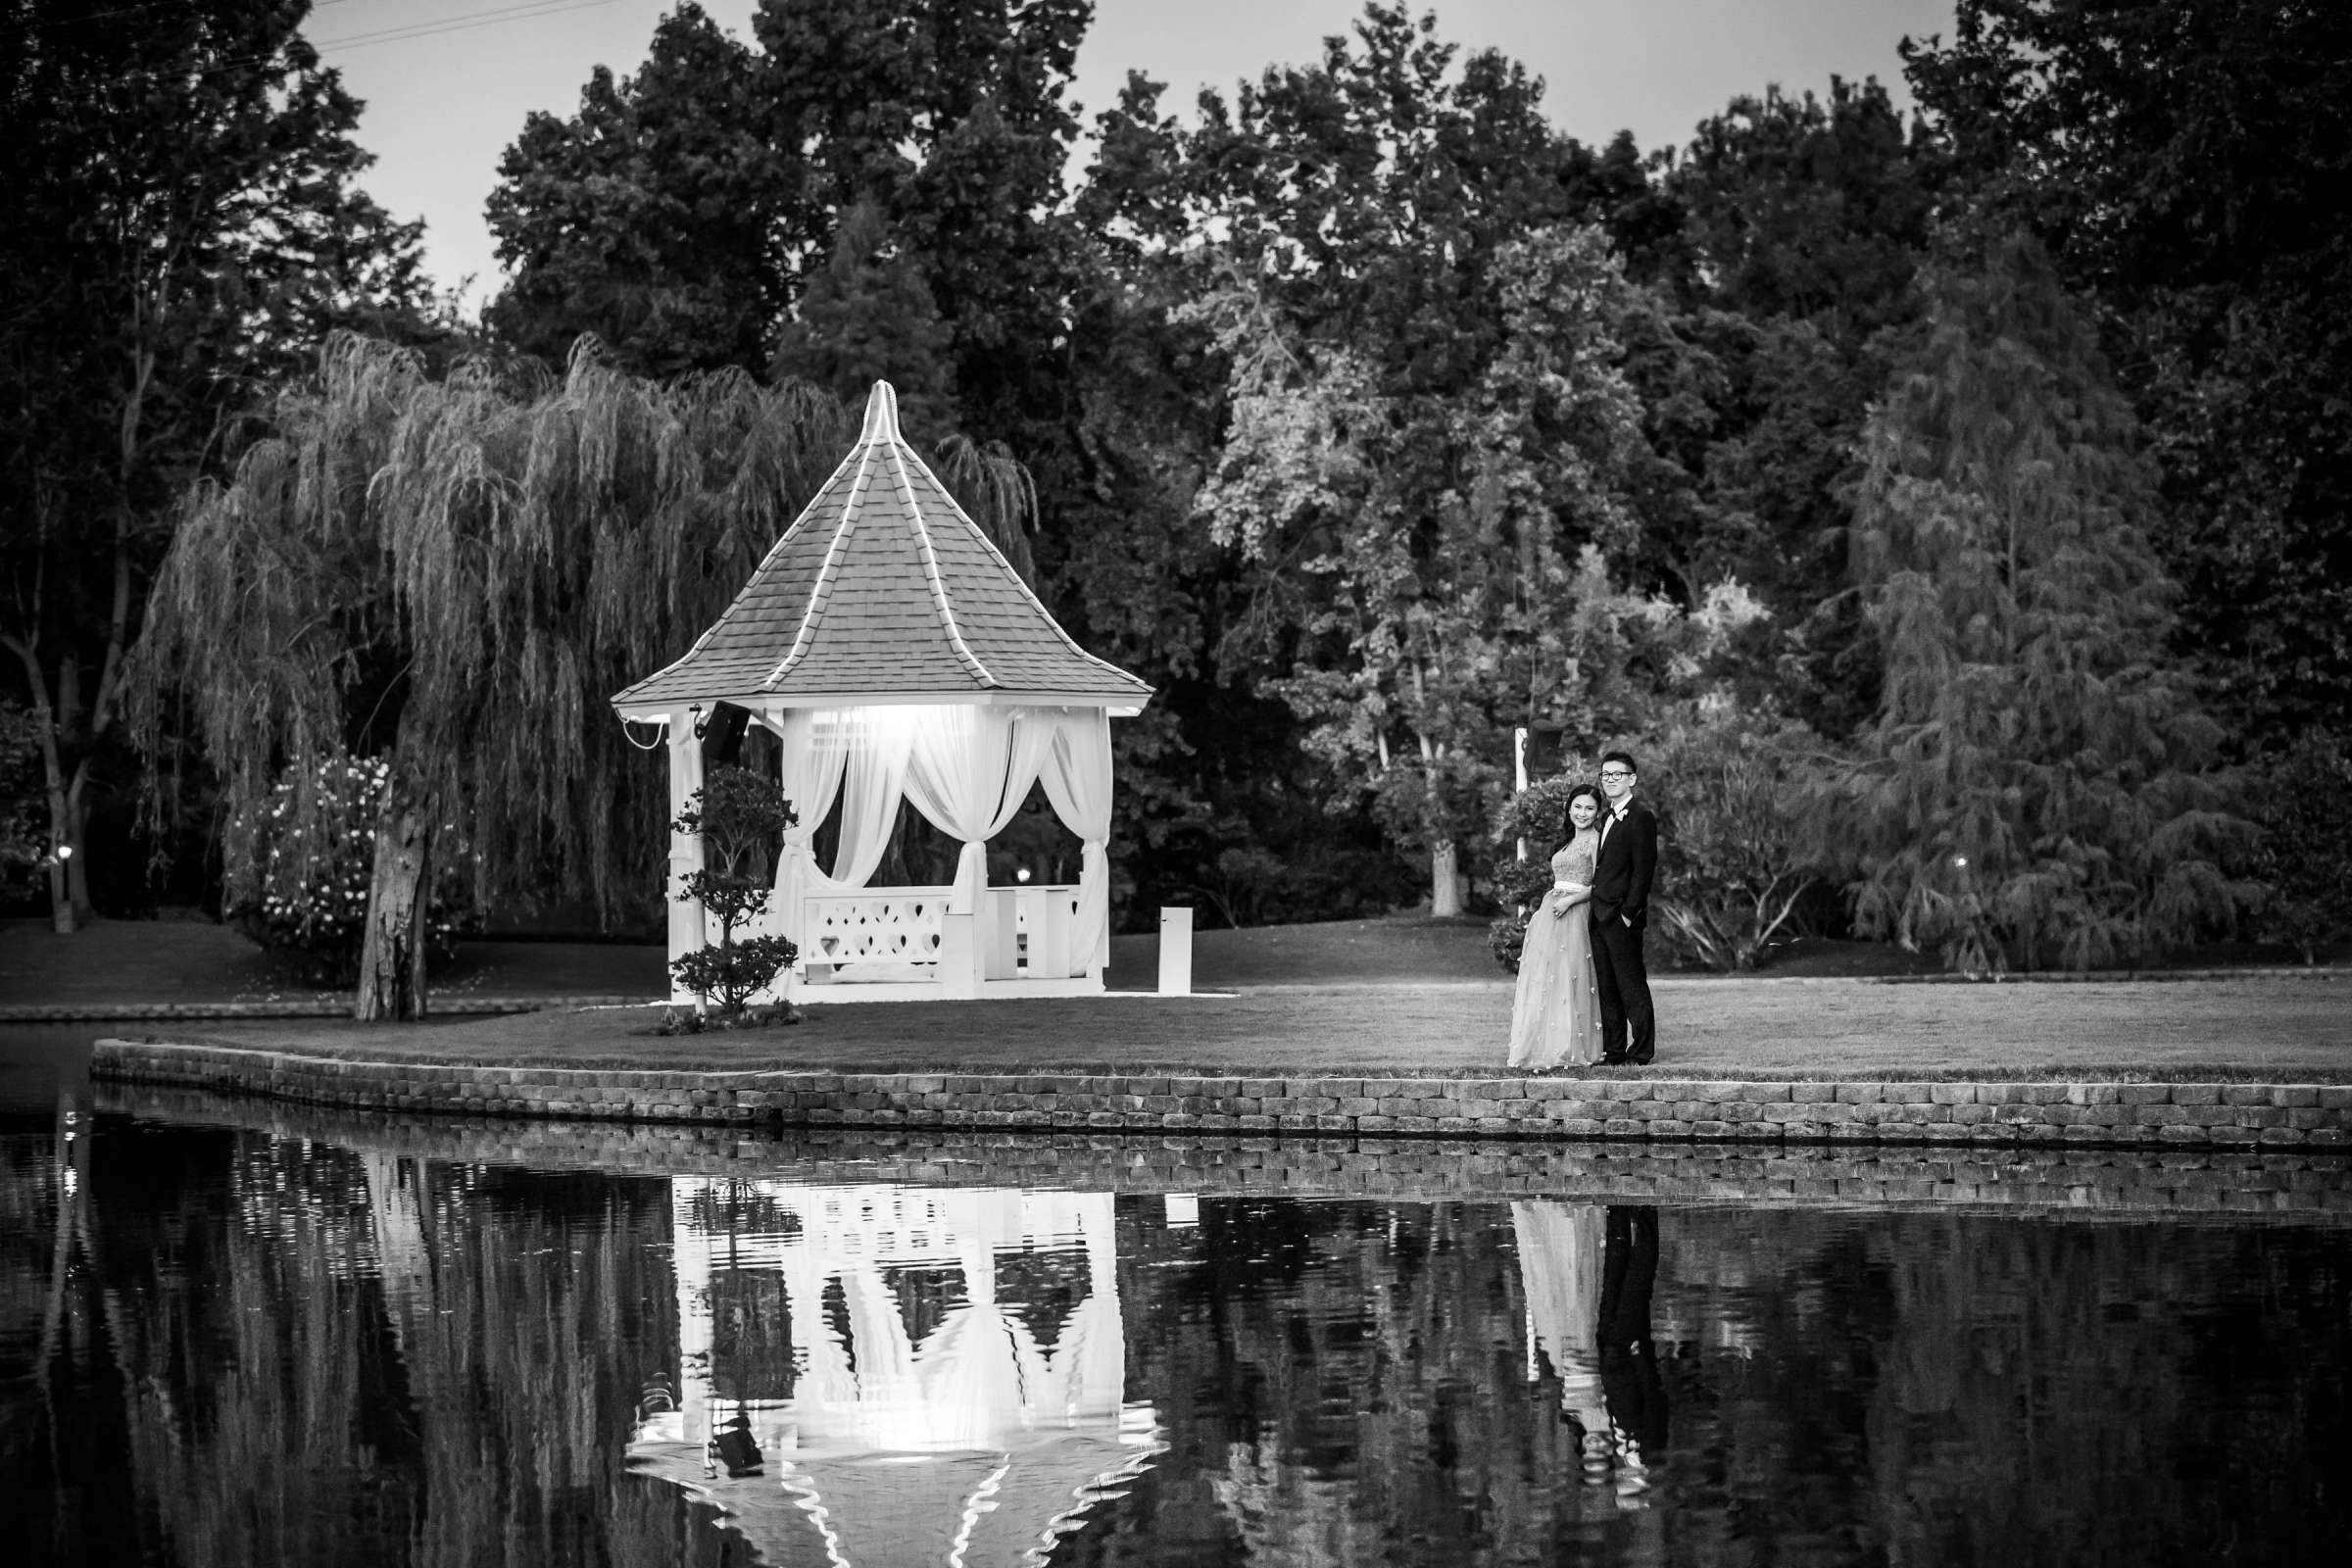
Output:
top-left (1512, 1201), bottom-right (1665, 1509)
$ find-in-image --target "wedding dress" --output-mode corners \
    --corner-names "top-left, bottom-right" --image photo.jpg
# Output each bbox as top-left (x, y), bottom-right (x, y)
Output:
top-left (1507, 830), bottom-right (1604, 1069)
top-left (1511, 1200), bottom-right (1608, 1433)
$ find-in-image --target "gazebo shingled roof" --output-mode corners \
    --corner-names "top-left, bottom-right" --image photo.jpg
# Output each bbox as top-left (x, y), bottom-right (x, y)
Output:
top-left (612, 381), bottom-right (1152, 714)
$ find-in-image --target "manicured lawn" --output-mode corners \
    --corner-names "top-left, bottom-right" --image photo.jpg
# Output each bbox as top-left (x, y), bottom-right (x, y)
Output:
top-left (150, 972), bottom-right (2352, 1080)
top-left (0, 916), bottom-right (670, 1004)
top-left (22, 912), bottom-right (2352, 1080)
top-left (7, 910), bottom-right (2317, 1006)
top-left (2, 911), bottom-right (1504, 1004)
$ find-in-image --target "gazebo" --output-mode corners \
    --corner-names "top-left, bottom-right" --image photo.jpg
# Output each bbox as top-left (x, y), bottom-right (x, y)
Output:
top-left (612, 381), bottom-right (1153, 1004)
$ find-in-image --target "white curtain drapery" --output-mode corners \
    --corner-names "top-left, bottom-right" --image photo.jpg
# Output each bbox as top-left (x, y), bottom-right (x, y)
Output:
top-left (831, 709), bottom-right (913, 887)
top-left (769, 710), bottom-right (850, 946)
top-left (767, 708), bottom-right (927, 917)
top-left (900, 706), bottom-right (1056, 911)
top-left (1037, 708), bottom-right (1114, 968)
top-left (763, 702), bottom-right (1117, 978)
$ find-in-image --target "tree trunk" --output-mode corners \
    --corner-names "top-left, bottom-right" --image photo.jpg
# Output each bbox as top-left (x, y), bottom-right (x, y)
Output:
top-left (30, 690), bottom-right (74, 936)
top-left (8, 512), bottom-right (133, 932)
top-left (1412, 724), bottom-right (1462, 919)
top-left (65, 774), bottom-right (93, 923)
top-left (356, 780), bottom-right (437, 1021)
top-left (1430, 840), bottom-right (1462, 919)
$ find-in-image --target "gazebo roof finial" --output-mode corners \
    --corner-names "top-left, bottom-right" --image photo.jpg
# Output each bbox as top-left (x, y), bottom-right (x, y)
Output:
top-left (858, 379), bottom-right (901, 444)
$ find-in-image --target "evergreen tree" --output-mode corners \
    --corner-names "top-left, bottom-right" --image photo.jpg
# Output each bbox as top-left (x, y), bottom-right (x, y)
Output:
top-left (1812, 236), bottom-right (2252, 972)
top-left (770, 204), bottom-right (1037, 580)
top-left (1904, 0), bottom-right (2352, 740)
top-left (1656, 78), bottom-right (1952, 738)
top-left (769, 203), bottom-right (956, 443)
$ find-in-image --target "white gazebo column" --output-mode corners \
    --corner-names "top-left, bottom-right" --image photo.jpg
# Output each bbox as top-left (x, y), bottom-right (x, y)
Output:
top-left (666, 710), bottom-right (707, 1004)
top-left (673, 1179), bottom-right (714, 1448)
top-left (1083, 844), bottom-right (1109, 983)
top-left (1076, 1193), bottom-right (1125, 1416)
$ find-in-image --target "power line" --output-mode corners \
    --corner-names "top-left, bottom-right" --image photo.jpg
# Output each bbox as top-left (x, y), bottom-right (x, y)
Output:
top-left (14, 0), bottom-right (620, 52)
top-left (8, 0), bottom-right (624, 103)
top-left (16, 0), bottom-right (368, 34)
top-left (315, 0), bottom-right (618, 54)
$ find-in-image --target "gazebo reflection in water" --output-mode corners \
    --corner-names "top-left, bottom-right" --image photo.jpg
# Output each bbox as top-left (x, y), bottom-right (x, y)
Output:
top-left (627, 1178), bottom-right (1163, 1566)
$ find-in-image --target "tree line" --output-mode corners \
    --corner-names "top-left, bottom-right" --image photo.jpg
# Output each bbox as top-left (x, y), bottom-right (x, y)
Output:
top-left (4, 0), bottom-right (2347, 1005)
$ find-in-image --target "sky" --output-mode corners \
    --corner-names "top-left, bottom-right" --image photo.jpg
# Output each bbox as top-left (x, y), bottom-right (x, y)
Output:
top-left (312, 0), bottom-right (1958, 308)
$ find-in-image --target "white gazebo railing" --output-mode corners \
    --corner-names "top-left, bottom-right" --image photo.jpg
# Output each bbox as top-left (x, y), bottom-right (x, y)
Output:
top-left (777, 881), bottom-right (1090, 990)
top-left (799, 886), bottom-right (950, 977)
top-left (984, 883), bottom-right (1087, 980)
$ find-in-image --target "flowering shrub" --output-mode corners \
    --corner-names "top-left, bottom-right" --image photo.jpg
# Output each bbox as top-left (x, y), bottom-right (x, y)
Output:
top-left (1485, 765), bottom-right (1599, 973)
top-left (1642, 713), bottom-right (1821, 971)
top-left (225, 755), bottom-right (473, 983)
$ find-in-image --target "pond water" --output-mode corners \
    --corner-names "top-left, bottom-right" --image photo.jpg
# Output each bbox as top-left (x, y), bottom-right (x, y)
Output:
top-left (3, 1033), bottom-right (2348, 1567)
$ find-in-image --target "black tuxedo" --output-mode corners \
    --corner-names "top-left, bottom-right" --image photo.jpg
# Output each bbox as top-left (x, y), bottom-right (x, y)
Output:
top-left (1589, 798), bottom-right (1656, 926)
top-left (1589, 797), bottom-right (1657, 1062)
top-left (1598, 1206), bottom-right (1666, 1458)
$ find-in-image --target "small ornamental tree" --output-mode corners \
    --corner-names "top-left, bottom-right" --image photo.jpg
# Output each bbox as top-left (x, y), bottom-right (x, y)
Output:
top-left (670, 765), bottom-right (799, 1019)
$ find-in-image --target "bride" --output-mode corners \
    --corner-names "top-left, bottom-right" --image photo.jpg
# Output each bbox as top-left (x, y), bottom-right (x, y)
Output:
top-left (1508, 784), bottom-right (1605, 1069)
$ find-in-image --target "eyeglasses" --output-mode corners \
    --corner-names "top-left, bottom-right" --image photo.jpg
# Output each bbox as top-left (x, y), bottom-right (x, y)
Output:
top-left (1598, 768), bottom-right (1634, 779)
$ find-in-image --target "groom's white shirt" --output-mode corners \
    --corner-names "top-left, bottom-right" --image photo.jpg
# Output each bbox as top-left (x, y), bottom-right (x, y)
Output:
top-left (1596, 789), bottom-right (1636, 926)
top-left (1597, 788), bottom-right (1634, 848)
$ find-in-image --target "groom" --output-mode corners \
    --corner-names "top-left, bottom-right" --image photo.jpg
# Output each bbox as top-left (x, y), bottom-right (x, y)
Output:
top-left (1590, 750), bottom-right (1657, 1065)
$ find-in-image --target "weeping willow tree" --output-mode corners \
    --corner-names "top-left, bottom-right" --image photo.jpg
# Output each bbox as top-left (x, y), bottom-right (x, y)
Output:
top-left (128, 332), bottom-right (1035, 1018)
top-left (1807, 235), bottom-right (2253, 973)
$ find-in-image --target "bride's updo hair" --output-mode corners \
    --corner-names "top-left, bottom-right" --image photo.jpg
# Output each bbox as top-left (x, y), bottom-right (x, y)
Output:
top-left (1559, 783), bottom-right (1603, 843)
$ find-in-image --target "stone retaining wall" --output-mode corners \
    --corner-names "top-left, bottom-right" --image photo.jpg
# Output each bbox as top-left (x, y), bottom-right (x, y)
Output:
top-left (91, 1037), bottom-right (2352, 1152)
top-left (92, 1081), bottom-right (2352, 1222)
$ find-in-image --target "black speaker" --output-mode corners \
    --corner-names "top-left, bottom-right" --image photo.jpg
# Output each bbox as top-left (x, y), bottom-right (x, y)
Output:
top-left (710, 1419), bottom-right (763, 1477)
